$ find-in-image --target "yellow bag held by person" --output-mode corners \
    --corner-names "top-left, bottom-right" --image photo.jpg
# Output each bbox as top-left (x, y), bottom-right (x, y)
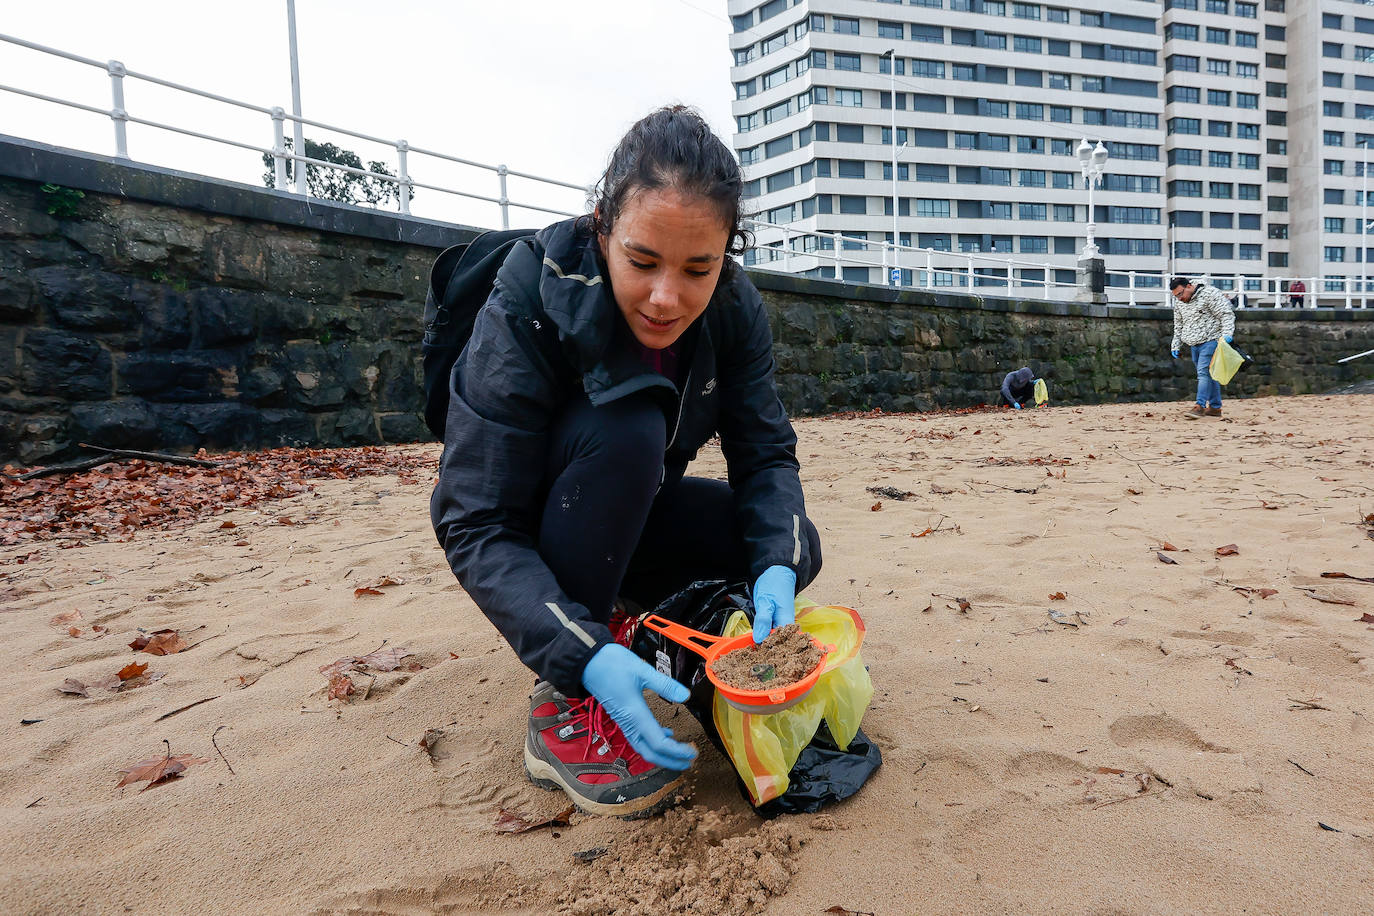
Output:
top-left (711, 597), bottom-right (873, 807)
top-left (1032, 377), bottom-right (1049, 407)
top-left (1209, 337), bottom-right (1244, 385)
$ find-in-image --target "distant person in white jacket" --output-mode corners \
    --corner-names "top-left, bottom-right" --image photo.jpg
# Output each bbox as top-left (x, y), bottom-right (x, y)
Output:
top-left (1169, 276), bottom-right (1236, 419)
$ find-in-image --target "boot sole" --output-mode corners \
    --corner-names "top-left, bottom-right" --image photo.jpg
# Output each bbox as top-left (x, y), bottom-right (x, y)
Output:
top-left (523, 742), bottom-right (684, 820)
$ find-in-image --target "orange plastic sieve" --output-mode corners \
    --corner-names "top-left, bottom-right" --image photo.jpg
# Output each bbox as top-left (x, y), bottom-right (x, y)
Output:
top-left (640, 615), bottom-right (832, 714)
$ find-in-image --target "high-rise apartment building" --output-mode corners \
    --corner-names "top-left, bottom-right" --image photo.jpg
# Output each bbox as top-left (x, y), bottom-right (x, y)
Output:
top-left (727, 0), bottom-right (1374, 300)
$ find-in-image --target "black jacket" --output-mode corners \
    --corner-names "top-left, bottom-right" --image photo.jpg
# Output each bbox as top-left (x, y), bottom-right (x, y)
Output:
top-left (429, 218), bottom-right (812, 695)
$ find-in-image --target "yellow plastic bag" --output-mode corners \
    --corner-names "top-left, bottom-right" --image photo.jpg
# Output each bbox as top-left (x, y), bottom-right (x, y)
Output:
top-left (1032, 378), bottom-right (1049, 407)
top-left (711, 596), bottom-right (873, 807)
top-left (1209, 337), bottom-right (1244, 385)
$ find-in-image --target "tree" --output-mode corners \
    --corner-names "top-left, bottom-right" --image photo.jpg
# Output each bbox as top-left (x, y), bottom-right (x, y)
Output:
top-left (262, 138), bottom-right (412, 207)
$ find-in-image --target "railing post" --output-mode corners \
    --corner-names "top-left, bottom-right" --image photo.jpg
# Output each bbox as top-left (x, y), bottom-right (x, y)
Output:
top-left (497, 164), bottom-right (510, 230)
top-left (1346, 277), bottom-right (1354, 309)
top-left (832, 231), bottom-right (843, 280)
top-left (1043, 262), bottom-right (1052, 298)
top-left (782, 226), bottom-right (790, 273)
top-left (270, 107), bottom-right (288, 190)
top-left (1128, 270), bottom-right (1137, 307)
top-left (1234, 273), bottom-right (1243, 307)
top-left (396, 139), bottom-right (411, 216)
top-left (1310, 277), bottom-right (1318, 308)
top-left (106, 59), bottom-right (129, 159)
top-left (924, 250), bottom-right (934, 289)
top-left (966, 253), bottom-right (974, 290)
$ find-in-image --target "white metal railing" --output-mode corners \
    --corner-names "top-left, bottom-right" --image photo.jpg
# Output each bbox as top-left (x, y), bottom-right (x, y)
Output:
top-left (0, 32), bottom-right (587, 228)
top-left (745, 218), bottom-right (1372, 309)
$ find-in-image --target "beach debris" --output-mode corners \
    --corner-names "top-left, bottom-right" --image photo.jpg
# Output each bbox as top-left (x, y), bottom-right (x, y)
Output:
top-left (420, 728), bottom-right (445, 761)
top-left (116, 741), bottom-right (208, 792)
top-left (319, 643), bottom-right (417, 702)
top-left (49, 610), bottom-right (82, 627)
top-left (1358, 613), bottom-right (1374, 624)
top-left (494, 805), bottom-right (575, 834)
top-left (354, 586), bottom-right (385, 597)
top-left (1232, 586), bottom-right (1278, 599)
top-left (1224, 657), bottom-right (1253, 676)
top-left (1113, 617), bottom-right (1130, 626)
top-left (866, 485), bottom-right (916, 501)
top-left (1288, 697), bottom-right (1331, 711)
top-left (1215, 544), bottom-right (1240, 557)
top-left (869, 502), bottom-right (883, 512)
top-left (931, 594), bottom-right (971, 614)
top-left (129, 628), bottom-right (189, 655)
top-left (1156, 552), bottom-right (1179, 565)
top-left (1097, 766), bottom-right (1126, 775)
top-left (1321, 571), bottom-right (1374, 584)
top-left (573, 846), bottom-right (609, 864)
top-left (1288, 759), bottom-right (1317, 777)
top-left (1153, 541), bottom-right (1180, 552)
top-left (60, 660), bottom-right (165, 697)
top-left (1293, 587), bottom-right (1356, 607)
top-left (1318, 822), bottom-right (1341, 832)
top-left (1049, 592), bottom-right (1067, 601)
top-left (930, 484), bottom-right (957, 495)
top-left (1048, 609), bottom-right (1088, 628)
top-left (824, 907), bottom-right (876, 915)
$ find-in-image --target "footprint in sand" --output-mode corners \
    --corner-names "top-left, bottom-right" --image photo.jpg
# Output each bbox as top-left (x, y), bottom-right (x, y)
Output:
top-left (313, 862), bottom-right (546, 915)
top-left (1108, 714), bottom-right (1257, 800)
top-left (1109, 713), bottom-right (1231, 753)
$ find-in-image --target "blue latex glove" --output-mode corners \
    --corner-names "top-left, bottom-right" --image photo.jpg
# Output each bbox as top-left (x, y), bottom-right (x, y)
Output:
top-left (1224, 335), bottom-right (1233, 343)
top-left (1171, 349), bottom-right (1179, 359)
top-left (752, 565), bottom-right (797, 644)
top-left (581, 643), bottom-right (697, 771)
top-left (1012, 402), bottom-right (1022, 410)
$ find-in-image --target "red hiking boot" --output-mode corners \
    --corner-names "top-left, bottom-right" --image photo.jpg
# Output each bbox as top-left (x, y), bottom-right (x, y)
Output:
top-left (524, 681), bottom-right (685, 817)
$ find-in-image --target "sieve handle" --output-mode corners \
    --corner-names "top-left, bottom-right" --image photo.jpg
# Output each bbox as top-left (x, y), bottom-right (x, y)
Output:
top-left (640, 614), bottom-right (724, 659)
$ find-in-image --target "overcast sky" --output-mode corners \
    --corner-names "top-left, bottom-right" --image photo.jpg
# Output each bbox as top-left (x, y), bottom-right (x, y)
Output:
top-left (0, 0), bottom-right (738, 228)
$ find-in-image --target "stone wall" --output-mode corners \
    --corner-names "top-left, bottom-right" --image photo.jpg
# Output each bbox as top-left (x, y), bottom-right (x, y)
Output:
top-left (2, 136), bottom-right (1372, 465)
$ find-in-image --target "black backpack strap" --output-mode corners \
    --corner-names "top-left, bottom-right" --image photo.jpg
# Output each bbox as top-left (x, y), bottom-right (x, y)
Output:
top-left (495, 237), bottom-right (544, 314)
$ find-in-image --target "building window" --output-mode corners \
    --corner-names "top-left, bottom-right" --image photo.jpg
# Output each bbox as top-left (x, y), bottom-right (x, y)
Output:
top-left (1238, 184), bottom-right (1260, 200)
top-left (1016, 102), bottom-right (1044, 120)
top-left (1325, 160), bottom-right (1345, 176)
top-left (1209, 151), bottom-right (1232, 168)
top-left (1325, 217), bottom-right (1346, 234)
top-left (1019, 203), bottom-right (1047, 220)
top-left (834, 52), bottom-right (860, 72)
top-left (834, 17), bottom-right (859, 35)
top-left (911, 24), bottom-right (943, 42)
top-left (1168, 86), bottom-right (1199, 104)
top-left (1236, 32), bottom-right (1257, 48)
top-left (1050, 105), bottom-right (1072, 123)
top-left (1210, 212), bottom-right (1233, 229)
top-left (1020, 169), bottom-right (1046, 187)
top-left (1239, 244), bottom-right (1261, 260)
top-left (1052, 172), bottom-right (1074, 189)
top-left (1013, 2), bottom-right (1040, 19)
top-left (1053, 203), bottom-right (1075, 221)
top-left (1048, 73), bottom-right (1071, 90)
top-left (1268, 196), bottom-right (1288, 212)
top-left (1238, 153), bottom-right (1259, 169)
top-left (1325, 189), bottom-right (1345, 205)
top-left (1236, 2), bottom-right (1256, 18)
top-left (1020, 236), bottom-right (1048, 253)
top-left (1017, 135), bottom-right (1044, 154)
top-left (1208, 90), bottom-right (1231, 106)
top-left (912, 59), bottom-right (944, 78)
top-left (1209, 182), bottom-right (1233, 199)
top-left (1237, 63), bottom-right (1258, 79)
top-left (1239, 124), bottom-right (1259, 140)
top-left (916, 199), bottom-right (951, 218)
top-left (1168, 118), bottom-right (1201, 135)
top-left (1014, 36), bottom-right (1041, 54)
top-left (1167, 55), bottom-right (1199, 72)
top-left (878, 21), bottom-right (904, 40)
top-left (1169, 148), bottom-right (1201, 166)
top-left (1323, 42), bottom-right (1343, 59)
top-left (1176, 242), bottom-right (1203, 259)
top-left (1207, 59), bottom-right (1230, 76)
top-left (1208, 121), bottom-right (1231, 138)
top-left (1206, 0), bottom-right (1228, 11)
top-left (1237, 93), bottom-right (1258, 109)
top-left (1325, 131), bottom-right (1345, 147)
top-left (1211, 243), bottom-right (1234, 259)
top-left (1206, 28), bottom-right (1229, 44)
top-left (1171, 180), bottom-right (1203, 197)
top-left (1324, 101), bottom-right (1345, 118)
top-left (1325, 247), bottom-right (1346, 263)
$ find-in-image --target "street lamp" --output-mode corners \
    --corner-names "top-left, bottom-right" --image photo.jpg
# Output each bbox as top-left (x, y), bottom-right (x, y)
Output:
top-left (881, 48), bottom-right (900, 286)
top-left (1076, 138), bottom-right (1109, 260)
top-left (1362, 138), bottom-right (1370, 309)
top-left (286, 0), bottom-right (306, 195)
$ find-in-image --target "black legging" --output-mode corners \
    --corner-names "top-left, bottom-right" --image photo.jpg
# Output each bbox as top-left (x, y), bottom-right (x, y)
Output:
top-left (537, 391), bottom-right (822, 625)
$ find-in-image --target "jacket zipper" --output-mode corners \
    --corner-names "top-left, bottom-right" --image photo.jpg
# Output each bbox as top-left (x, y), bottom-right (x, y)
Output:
top-left (666, 368), bottom-right (692, 451)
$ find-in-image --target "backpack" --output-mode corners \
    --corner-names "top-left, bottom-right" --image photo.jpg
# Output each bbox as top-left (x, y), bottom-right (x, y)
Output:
top-left (421, 228), bottom-right (545, 440)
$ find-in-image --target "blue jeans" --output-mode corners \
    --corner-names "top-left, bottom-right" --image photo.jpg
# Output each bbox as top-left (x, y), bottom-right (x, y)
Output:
top-left (1190, 339), bottom-right (1221, 408)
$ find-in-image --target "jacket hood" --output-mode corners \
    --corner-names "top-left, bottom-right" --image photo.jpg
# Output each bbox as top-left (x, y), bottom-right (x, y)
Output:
top-left (532, 219), bottom-right (617, 375)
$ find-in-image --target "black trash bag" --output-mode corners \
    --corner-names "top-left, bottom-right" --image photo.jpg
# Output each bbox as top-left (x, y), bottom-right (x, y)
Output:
top-left (629, 578), bottom-right (881, 817)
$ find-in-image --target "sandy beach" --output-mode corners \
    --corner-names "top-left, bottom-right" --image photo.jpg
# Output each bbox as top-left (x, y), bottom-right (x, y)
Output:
top-left (2, 394), bottom-right (1372, 915)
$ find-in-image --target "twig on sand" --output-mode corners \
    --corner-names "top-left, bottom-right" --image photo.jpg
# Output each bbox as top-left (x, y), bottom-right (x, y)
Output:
top-left (212, 725), bottom-right (236, 775)
top-left (384, 735), bottom-right (408, 747)
top-left (154, 696), bottom-right (220, 723)
top-left (1289, 759), bottom-right (1317, 777)
top-left (1093, 788), bottom-right (1167, 810)
top-left (25, 797), bottom-right (44, 808)
top-left (1135, 462), bottom-right (1184, 491)
top-left (10, 445), bottom-right (225, 479)
top-left (1288, 697), bottom-right (1331, 711)
top-left (330, 533), bottom-right (407, 552)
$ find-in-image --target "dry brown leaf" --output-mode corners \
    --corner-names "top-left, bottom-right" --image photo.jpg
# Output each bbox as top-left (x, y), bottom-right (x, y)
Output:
top-left (1049, 592), bottom-right (1067, 601)
top-left (49, 610), bottom-right (82, 627)
top-left (493, 805), bottom-right (575, 834)
top-left (356, 647), bottom-right (412, 672)
top-left (219, 520), bottom-right (236, 529)
top-left (277, 517), bottom-right (295, 526)
top-left (116, 751), bottom-right (209, 791)
top-left (60, 678), bottom-right (91, 697)
top-left (130, 628), bottom-right (189, 655)
top-left (370, 575), bottom-right (405, 588)
top-left (869, 502), bottom-right (882, 512)
top-left (955, 598), bottom-right (971, 613)
top-left (1157, 552), bottom-right (1179, 565)
top-left (1215, 544), bottom-right (1240, 557)
top-left (1297, 588), bottom-right (1357, 607)
top-left (1321, 572), bottom-right (1374, 584)
top-left (1126, 488), bottom-right (1141, 496)
top-left (353, 586), bottom-right (384, 598)
top-left (327, 674), bottom-right (356, 700)
top-left (67, 626), bottom-right (81, 638)
top-left (1156, 541), bottom-right (1179, 551)
top-left (448, 651), bottom-right (460, 660)
top-left (117, 661), bottom-right (149, 681)
top-left (823, 905), bottom-right (876, 916)
top-left (1097, 766), bottom-right (1126, 775)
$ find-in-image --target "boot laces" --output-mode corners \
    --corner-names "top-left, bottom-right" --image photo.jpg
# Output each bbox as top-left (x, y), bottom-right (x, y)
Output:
top-left (566, 696), bottom-right (638, 763)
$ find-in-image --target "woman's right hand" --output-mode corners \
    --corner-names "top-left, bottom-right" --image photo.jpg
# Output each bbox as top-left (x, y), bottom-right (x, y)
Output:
top-left (581, 644), bottom-right (698, 771)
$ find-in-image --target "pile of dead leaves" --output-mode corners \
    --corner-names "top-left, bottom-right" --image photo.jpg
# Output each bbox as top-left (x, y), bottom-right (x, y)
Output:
top-left (1, 446), bottom-right (435, 547)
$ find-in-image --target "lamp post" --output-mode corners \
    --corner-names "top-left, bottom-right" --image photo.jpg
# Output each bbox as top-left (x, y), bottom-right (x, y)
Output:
top-left (286, 0), bottom-right (306, 196)
top-left (881, 48), bottom-right (899, 286)
top-left (1076, 138), bottom-right (1109, 259)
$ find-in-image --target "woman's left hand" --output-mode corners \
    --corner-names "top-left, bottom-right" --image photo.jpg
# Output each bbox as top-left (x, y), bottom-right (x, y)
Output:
top-left (752, 565), bottom-right (797, 644)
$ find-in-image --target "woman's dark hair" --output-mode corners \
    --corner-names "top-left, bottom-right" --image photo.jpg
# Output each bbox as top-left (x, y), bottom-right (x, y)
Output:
top-left (581, 105), bottom-right (751, 257)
